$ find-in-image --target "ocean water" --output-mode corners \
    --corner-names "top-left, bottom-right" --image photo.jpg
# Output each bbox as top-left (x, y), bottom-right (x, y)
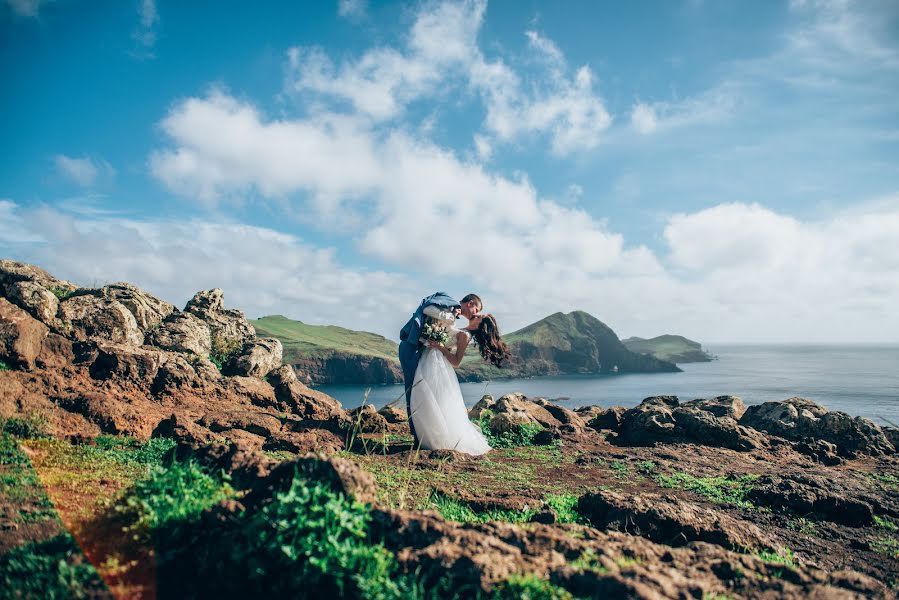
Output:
top-left (313, 345), bottom-right (899, 426)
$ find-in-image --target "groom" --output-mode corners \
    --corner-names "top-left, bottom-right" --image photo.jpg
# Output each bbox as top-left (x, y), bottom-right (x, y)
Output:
top-left (399, 292), bottom-right (482, 441)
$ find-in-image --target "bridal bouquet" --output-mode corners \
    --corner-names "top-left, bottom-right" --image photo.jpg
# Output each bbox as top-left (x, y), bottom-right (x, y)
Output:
top-left (419, 317), bottom-right (450, 347)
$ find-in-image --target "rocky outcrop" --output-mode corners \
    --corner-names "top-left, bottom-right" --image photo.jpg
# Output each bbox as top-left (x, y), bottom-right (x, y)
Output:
top-left (101, 282), bottom-right (175, 330)
top-left (617, 396), bottom-right (767, 451)
top-left (741, 397), bottom-right (895, 458)
top-left (184, 288), bottom-right (255, 345)
top-left (146, 312), bottom-right (212, 356)
top-left (0, 261), bottom-right (348, 454)
top-left (0, 297), bottom-right (48, 370)
top-left (577, 489), bottom-right (774, 551)
top-left (223, 337), bottom-right (283, 378)
top-left (58, 294), bottom-right (144, 346)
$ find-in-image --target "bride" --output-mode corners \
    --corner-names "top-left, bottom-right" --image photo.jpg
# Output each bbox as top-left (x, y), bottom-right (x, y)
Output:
top-left (409, 313), bottom-right (510, 455)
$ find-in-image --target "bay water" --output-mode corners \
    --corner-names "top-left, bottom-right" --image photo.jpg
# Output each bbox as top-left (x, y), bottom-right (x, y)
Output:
top-left (313, 344), bottom-right (899, 426)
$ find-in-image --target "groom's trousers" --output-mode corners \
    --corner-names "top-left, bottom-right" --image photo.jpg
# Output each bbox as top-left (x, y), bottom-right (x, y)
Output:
top-left (398, 339), bottom-right (420, 443)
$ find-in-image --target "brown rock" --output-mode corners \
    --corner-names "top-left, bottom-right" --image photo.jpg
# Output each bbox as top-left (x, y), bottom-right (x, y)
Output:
top-left (6, 280), bottom-right (59, 326)
top-left (268, 365), bottom-right (345, 421)
top-left (747, 474), bottom-right (876, 526)
top-left (102, 282), bottom-right (175, 330)
top-left (587, 406), bottom-right (626, 431)
top-left (673, 406), bottom-right (766, 452)
top-left (88, 341), bottom-right (163, 385)
top-left (0, 297), bottom-right (48, 369)
top-left (468, 394), bottom-right (496, 420)
top-left (741, 398), bottom-right (895, 457)
top-left (491, 393), bottom-right (562, 429)
top-left (378, 404), bottom-right (407, 424)
top-left (683, 396), bottom-right (747, 420)
top-left (347, 404), bottom-right (388, 433)
top-left (228, 376), bottom-right (278, 409)
top-left (223, 337), bottom-right (283, 378)
top-left (577, 489), bottom-right (774, 551)
top-left (58, 294), bottom-right (144, 346)
top-left (184, 288), bottom-right (255, 345)
top-left (35, 333), bottom-right (74, 369)
top-left (541, 403), bottom-right (587, 430)
top-left (146, 312), bottom-right (211, 356)
top-left (618, 396), bottom-right (679, 445)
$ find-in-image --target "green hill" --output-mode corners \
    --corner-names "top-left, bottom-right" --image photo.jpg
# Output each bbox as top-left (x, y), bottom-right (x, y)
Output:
top-left (456, 310), bottom-right (680, 381)
top-left (252, 315), bottom-right (402, 384)
top-left (621, 334), bottom-right (713, 364)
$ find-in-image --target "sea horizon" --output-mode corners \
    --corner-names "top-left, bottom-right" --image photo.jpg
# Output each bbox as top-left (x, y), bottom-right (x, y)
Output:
top-left (314, 343), bottom-right (899, 425)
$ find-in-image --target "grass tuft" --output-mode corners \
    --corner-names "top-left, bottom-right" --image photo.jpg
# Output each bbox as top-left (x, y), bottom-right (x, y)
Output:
top-left (478, 410), bottom-right (545, 448)
top-left (2, 412), bottom-right (50, 439)
top-left (430, 490), bottom-right (537, 524)
top-left (655, 472), bottom-right (758, 509)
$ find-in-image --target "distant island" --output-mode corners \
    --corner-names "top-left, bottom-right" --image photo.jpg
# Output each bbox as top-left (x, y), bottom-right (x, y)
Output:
top-left (621, 334), bottom-right (714, 364)
top-left (258, 310), bottom-right (680, 385)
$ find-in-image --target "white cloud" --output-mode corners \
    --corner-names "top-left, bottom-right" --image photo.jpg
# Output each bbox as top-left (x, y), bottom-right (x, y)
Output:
top-left (54, 155), bottom-right (115, 187)
top-left (0, 201), bottom-right (418, 335)
top-left (132, 0), bottom-right (159, 55)
top-left (629, 85), bottom-right (736, 136)
top-left (3, 0), bottom-right (52, 17)
top-left (337, 0), bottom-right (367, 20)
top-left (285, 0), bottom-right (611, 155)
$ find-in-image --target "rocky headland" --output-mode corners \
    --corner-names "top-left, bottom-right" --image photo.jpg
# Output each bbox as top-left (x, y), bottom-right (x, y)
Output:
top-left (622, 334), bottom-right (714, 364)
top-left (1, 260), bottom-right (897, 598)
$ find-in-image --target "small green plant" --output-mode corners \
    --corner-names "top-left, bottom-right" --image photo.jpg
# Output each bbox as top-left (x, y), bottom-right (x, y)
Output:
top-left (2, 412), bottom-right (50, 439)
top-left (208, 334), bottom-right (243, 370)
top-left (636, 460), bottom-right (657, 474)
top-left (119, 459), bottom-right (234, 539)
top-left (610, 461), bottom-right (630, 478)
top-left (614, 555), bottom-right (643, 568)
top-left (874, 515), bottom-right (898, 532)
top-left (544, 493), bottom-right (584, 524)
top-left (570, 548), bottom-right (609, 574)
top-left (0, 534), bottom-right (107, 599)
top-left (786, 516), bottom-right (816, 535)
top-left (430, 490), bottom-right (537, 524)
top-left (656, 472), bottom-right (758, 509)
top-left (478, 410), bottom-right (544, 448)
top-left (0, 359), bottom-right (10, 371)
top-left (50, 286), bottom-right (75, 301)
top-left (756, 546), bottom-right (796, 567)
top-left (869, 472), bottom-right (899, 490)
top-left (488, 574), bottom-right (575, 599)
top-left (871, 537), bottom-right (899, 558)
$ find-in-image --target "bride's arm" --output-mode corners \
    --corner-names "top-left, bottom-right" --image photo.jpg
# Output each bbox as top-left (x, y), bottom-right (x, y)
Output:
top-left (434, 332), bottom-right (470, 367)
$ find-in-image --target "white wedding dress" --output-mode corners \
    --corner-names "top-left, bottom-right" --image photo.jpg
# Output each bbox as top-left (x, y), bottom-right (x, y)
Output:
top-left (409, 326), bottom-right (491, 455)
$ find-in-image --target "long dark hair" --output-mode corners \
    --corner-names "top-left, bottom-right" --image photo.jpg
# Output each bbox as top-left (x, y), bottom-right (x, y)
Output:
top-left (472, 314), bottom-right (510, 368)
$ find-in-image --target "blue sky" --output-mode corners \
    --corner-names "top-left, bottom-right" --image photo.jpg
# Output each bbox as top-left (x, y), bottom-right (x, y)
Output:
top-left (2, 0), bottom-right (898, 343)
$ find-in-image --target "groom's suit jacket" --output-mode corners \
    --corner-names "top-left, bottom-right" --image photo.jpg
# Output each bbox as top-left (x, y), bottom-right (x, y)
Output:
top-left (398, 292), bottom-right (461, 440)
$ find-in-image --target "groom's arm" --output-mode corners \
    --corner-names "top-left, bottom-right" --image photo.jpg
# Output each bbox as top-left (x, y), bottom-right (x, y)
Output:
top-left (423, 304), bottom-right (458, 322)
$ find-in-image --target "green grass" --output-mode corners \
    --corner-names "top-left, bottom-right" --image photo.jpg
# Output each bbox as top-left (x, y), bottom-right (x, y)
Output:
top-left (620, 334), bottom-right (709, 363)
top-left (488, 574), bottom-right (576, 600)
top-left (635, 460), bottom-right (657, 474)
top-left (253, 314), bottom-right (399, 361)
top-left (756, 547), bottom-right (796, 567)
top-left (655, 472), bottom-right (759, 509)
top-left (0, 534), bottom-right (107, 599)
top-left (874, 515), bottom-right (898, 532)
top-left (786, 516), bottom-right (816, 535)
top-left (430, 490), bottom-right (538, 524)
top-left (610, 461), bottom-right (630, 478)
top-left (50, 285), bottom-right (76, 301)
top-left (869, 472), bottom-right (899, 490)
top-left (209, 333), bottom-right (243, 370)
top-left (570, 548), bottom-right (609, 574)
top-left (0, 433), bottom-right (59, 526)
top-left (478, 410), bottom-right (545, 448)
top-left (0, 359), bottom-right (9, 371)
top-left (871, 537), bottom-right (899, 558)
top-left (118, 460), bottom-right (234, 539)
top-left (2, 412), bottom-right (50, 439)
top-left (544, 493), bottom-right (584, 524)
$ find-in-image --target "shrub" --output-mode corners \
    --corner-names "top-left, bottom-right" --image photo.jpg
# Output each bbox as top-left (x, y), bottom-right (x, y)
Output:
top-left (0, 360), bottom-right (9, 371)
top-left (478, 410), bottom-right (544, 448)
top-left (119, 459), bottom-right (234, 539)
top-left (209, 334), bottom-right (243, 370)
top-left (50, 286), bottom-right (75, 301)
top-left (0, 534), bottom-right (107, 600)
top-left (2, 412), bottom-right (50, 439)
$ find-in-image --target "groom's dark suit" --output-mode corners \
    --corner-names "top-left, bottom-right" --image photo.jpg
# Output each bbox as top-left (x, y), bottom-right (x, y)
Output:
top-left (398, 292), bottom-right (460, 441)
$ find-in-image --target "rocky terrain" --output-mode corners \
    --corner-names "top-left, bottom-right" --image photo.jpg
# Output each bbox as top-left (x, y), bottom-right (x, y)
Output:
top-left (1, 260), bottom-right (897, 598)
top-left (622, 335), bottom-right (714, 364)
